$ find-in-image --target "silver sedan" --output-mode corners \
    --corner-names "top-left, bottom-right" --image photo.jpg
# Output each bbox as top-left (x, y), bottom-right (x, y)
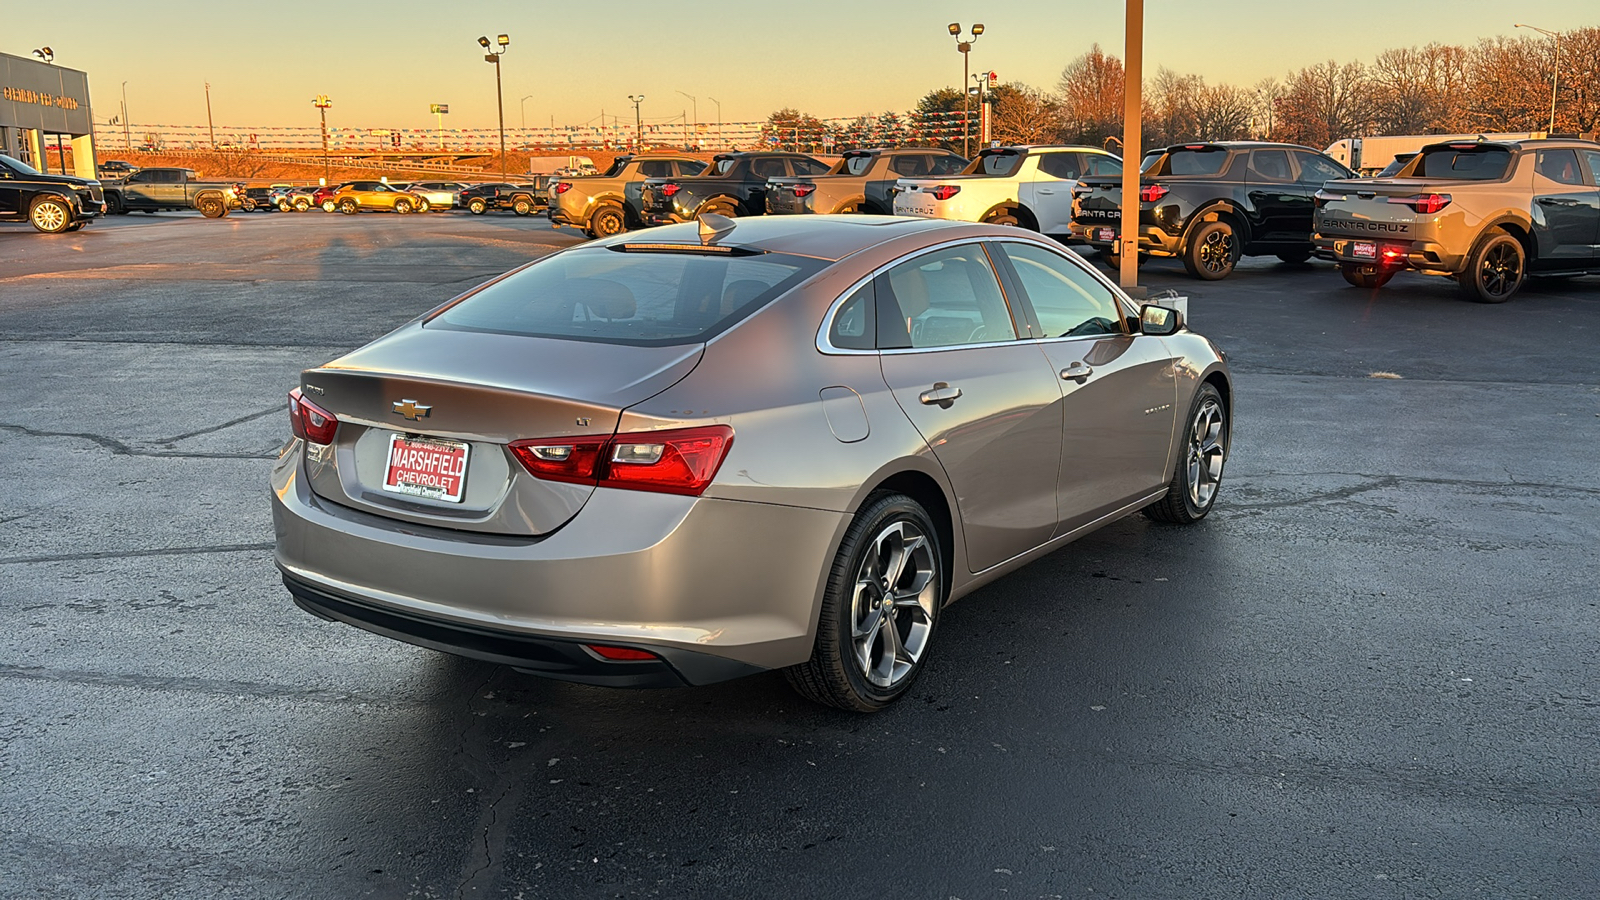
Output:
top-left (271, 216), bottom-right (1231, 711)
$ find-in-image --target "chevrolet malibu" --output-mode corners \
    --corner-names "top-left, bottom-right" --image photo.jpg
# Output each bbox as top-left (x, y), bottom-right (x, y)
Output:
top-left (271, 215), bottom-right (1231, 711)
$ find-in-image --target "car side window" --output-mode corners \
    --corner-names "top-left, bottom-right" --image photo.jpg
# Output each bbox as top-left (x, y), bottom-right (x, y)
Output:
top-left (1583, 152), bottom-right (1600, 186)
top-left (127, 171), bottom-right (152, 183)
top-left (1535, 149), bottom-right (1585, 186)
top-left (752, 158), bottom-right (787, 179)
top-left (1249, 149), bottom-right (1294, 182)
top-left (829, 282), bottom-right (876, 350)
top-left (890, 155), bottom-right (929, 177)
top-left (678, 160), bottom-right (708, 176)
top-left (1294, 152), bottom-right (1349, 185)
top-left (929, 154), bottom-right (967, 176)
top-left (1036, 153), bottom-right (1082, 180)
top-left (877, 245), bottom-right (1018, 350)
top-left (999, 243), bottom-right (1125, 339)
top-left (639, 160), bottom-right (673, 178)
top-left (1082, 155), bottom-right (1123, 177)
top-left (795, 158), bottom-right (830, 176)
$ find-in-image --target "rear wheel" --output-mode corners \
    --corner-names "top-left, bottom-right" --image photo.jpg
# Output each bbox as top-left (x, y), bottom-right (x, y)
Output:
top-left (784, 493), bottom-right (943, 712)
top-left (321, 199), bottom-right (335, 213)
top-left (512, 196), bottom-right (533, 216)
top-left (1277, 249), bottom-right (1312, 264)
top-left (981, 209), bottom-right (1021, 228)
top-left (1183, 220), bottom-right (1238, 280)
top-left (416, 198), bottom-right (430, 213)
top-left (1104, 243), bottom-right (1148, 271)
top-left (700, 199), bottom-right (738, 218)
top-left (241, 198), bottom-right (257, 212)
top-left (394, 198), bottom-right (413, 215)
top-left (1456, 230), bottom-right (1524, 303)
top-left (278, 199), bottom-right (293, 212)
top-left (468, 197), bottom-right (488, 215)
top-left (197, 195), bottom-right (227, 218)
top-left (1339, 264), bottom-right (1394, 290)
top-left (339, 198), bottom-right (358, 215)
top-left (29, 197), bottom-right (72, 233)
top-left (1144, 383), bottom-right (1228, 525)
top-left (589, 203), bottom-right (627, 238)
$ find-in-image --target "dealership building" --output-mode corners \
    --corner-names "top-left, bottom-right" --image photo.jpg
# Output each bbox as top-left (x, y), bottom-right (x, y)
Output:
top-left (0, 50), bottom-right (96, 178)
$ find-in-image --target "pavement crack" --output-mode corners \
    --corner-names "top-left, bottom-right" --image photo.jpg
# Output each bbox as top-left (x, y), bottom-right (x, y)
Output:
top-left (0, 542), bottom-right (274, 565)
top-left (155, 403), bottom-right (287, 443)
top-left (0, 422), bottom-right (274, 460)
top-left (1226, 471), bottom-right (1600, 509)
top-left (0, 663), bottom-right (390, 706)
top-left (454, 669), bottom-right (520, 898)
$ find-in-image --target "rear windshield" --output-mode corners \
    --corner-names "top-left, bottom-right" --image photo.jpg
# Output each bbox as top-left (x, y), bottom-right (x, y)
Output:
top-left (1377, 154), bottom-right (1415, 178)
top-left (1412, 147), bottom-right (1513, 180)
top-left (966, 150), bottom-right (1023, 177)
top-left (601, 157), bottom-right (631, 177)
top-left (1159, 149), bottom-right (1230, 176)
top-left (430, 248), bottom-right (823, 346)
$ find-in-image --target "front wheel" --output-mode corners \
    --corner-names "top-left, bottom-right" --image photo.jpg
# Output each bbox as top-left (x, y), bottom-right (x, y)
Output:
top-left (29, 197), bottom-right (73, 233)
top-left (588, 204), bottom-right (627, 238)
top-left (512, 196), bottom-right (533, 216)
top-left (278, 199), bottom-right (293, 212)
top-left (468, 198), bottom-right (488, 215)
top-left (1457, 230), bottom-right (1524, 303)
top-left (1183, 220), bottom-right (1238, 280)
top-left (321, 199), bottom-right (336, 213)
top-left (339, 199), bottom-right (358, 215)
top-left (105, 193), bottom-right (125, 215)
top-left (784, 493), bottom-right (943, 712)
top-left (1339, 264), bottom-right (1394, 290)
top-left (1144, 383), bottom-right (1228, 524)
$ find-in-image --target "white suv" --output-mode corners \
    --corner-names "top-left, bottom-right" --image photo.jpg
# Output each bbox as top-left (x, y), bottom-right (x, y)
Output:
top-left (892, 145), bottom-right (1122, 235)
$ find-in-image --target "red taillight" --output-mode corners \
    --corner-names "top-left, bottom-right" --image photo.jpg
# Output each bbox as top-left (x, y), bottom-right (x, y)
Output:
top-left (1388, 193), bottom-right (1451, 214)
top-left (287, 388), bottom-right (338, 445)
top-left (509, 425), bottom-right (734, 497)
top-left (1381, 246), bottom-right (1406, 261)
top-left (1140, 183), bottom-right (1168, 203)
top-left (584, 644), bottom-right (658, 662)
top-left (930, 185), bottom-right (960, 201)
top-left (792, 184), bottom-right (816, 197)
top-left (553, 181), bottom-right (571, 194)
top-left (661, 183), bottom-right (681, 198)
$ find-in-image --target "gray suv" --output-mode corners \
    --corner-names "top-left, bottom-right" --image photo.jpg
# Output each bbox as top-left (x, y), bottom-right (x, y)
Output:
top-left (548, 154), bottom-right (707, 238)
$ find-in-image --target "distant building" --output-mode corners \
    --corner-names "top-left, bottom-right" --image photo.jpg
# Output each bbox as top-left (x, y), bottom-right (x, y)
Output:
top-left (0, 51), bottom-right (96, 178)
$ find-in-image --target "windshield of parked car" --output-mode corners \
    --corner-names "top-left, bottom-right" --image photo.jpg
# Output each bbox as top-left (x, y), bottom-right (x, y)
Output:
top-left (430, 247), bottom-right (825, 346)
top-left (964, 150), bottom-right (1022, 177)
top-left (0, 153), bottom-right (42, 176)
top-left (1413, 146), bottom-right (1513, 180)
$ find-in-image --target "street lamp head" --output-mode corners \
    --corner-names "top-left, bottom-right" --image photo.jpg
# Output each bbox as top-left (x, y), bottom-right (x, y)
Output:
top-left (497, 34), bottom-right (509, 48)
top-left (477, 36), bottom-right (491, 49)
top-left (972, 24), bottom-right (984, 36)
top-left (948, 23), bottom-right (960, 36)
top-left (33, 47), bottom-right (54, 63)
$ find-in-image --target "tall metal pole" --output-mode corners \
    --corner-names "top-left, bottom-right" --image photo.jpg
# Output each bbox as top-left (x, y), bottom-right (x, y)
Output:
top-left (709, 97), bottom-right (722, 150)
top-left (629, 95), bottom-right (645, 151)
top-left (1515, 24), bottom-right (1561, 134)
top-left (495, 59), bottom-right (506, 179)
top-left (677, 91), bottom-right (697, 148)
top-left (121, 81), bottom-right (130, 151)
top-left (1119, 0), bottom-right (1143, 290)
top-left (962, 50), bottom-right (970, 157)
top-left (315, 95), bottom-right (332, 185)
top-left (204, 82), bottom-right (215, 150)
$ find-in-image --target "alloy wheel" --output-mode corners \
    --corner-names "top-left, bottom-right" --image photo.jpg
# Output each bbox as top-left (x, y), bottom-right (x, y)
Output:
top-left (1478, 242), bottom-right (1521, 299)
top-left (31, 202), bottom-right (68, 232)
top-left (1186, 397), bottom-right (1227, 509)
top-left (1198, 230), bottom-right (1235, 274)
top-left (850, 520), bottom-right (937, 689)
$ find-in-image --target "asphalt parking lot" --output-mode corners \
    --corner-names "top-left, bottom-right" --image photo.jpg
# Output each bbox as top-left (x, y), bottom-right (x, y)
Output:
top-left (2, 211), bottom-right (1597, 899)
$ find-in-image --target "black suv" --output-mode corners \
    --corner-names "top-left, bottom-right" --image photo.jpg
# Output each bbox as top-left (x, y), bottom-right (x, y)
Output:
top-left (0, 153), bottom-right (105, 233)
top-left (1071, 141), bottom-right (1354, 279)
top-left (639, 152), bottom-right (828, 225)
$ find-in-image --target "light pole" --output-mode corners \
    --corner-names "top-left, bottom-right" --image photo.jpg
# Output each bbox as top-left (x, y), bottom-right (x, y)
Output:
top-left (121, 81), bottom-right (131, 151)
top-left (478, 34), bottom-right (510, 180)
top-left (676, 91), bottom-right (697, 148)
top-left (204, 82), bottom-right (216, 150)
top-left (628, 94), bottom-right (645, 151)
top-left (947, 23), bottom-right (983, 157)
top-left (708, 96), bottom-right (722, 150)
top-left (1514, 23), bottom-right (1561, 134)
top-left (520, 93), bottom-right (535, 145)
top-left (314, 95), bottom-right (332, 185)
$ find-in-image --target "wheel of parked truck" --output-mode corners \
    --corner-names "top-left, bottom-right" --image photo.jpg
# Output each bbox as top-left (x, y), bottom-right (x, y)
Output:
top-left (339, 198), bottom-right (359, 215)
top-left (416, 198), bottom-right (430, 213)
top-left (1456, 230), bottom-right (1524, 304)
top-left (28, 196), bottom-right (73, 233)
top-left (833, 201), bottom-right (861, 215)
top-left (589, 204), bottom-right (627, 238)
top-left (981, 209), bottom-right (1021, 228)
top-left (1183, 220), bottom-right (1238, 280)
top-left (700, 199), bottom-right (738, 218)
top-left (321, 199), bottom-right (336, 213)
top-left (105, 193), bottom-right (124, 215)
top-left (513, 196), bottom-right (534, 216)
top-left (241, 198), bottom-right (257, 212)
top-left (468, 197), bottom-right (488, 215)
top-left (197, 195), bottom-right (228, 218)
top-left (783, 492), bottom-right (944, 712)
top-left (394, 198), bottom-right (413, 215)
top-left (1339, 264), bottom-right (1394, 290)
top-left (1277, 249), bottom-right (1313, 264)
top-left (64, 221), bottom-right (86, 232)
top-left (1104, 243), bottom-right (1148, 271)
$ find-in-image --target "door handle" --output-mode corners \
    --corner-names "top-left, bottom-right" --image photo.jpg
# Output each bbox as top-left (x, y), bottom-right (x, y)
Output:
top-left (1060, 362), bottom-right (1094, 383)
top-left (918, 382), bottom-right (962, 408)
top-left (1038, 188), bottom-right (1055, 194)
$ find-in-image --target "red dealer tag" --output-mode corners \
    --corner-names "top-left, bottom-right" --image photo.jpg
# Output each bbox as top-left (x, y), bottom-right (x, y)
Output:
top-left (382, 434), bottom-right (469, 503)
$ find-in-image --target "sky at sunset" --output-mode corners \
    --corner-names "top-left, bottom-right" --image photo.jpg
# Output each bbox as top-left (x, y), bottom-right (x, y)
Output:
top-left (6, 0), bottom-right (1594, 131)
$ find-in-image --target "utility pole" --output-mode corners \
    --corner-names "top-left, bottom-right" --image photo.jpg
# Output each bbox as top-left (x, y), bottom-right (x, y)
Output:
top-left (121, 81), bottom-right (131, 151)
top-left (708, 97), bottom-right (722, 150)
top-left (628, 95), bottom-right (645, 151)
top-left (314, 95), bottom-right (332, 185)
top-left (948, 23), bottom-right (984, 157)
top-left (1119, 0), bottom-right (1143, 290)
top-left (204, 82), bottom-right (216, 150)
top-left (676, 90), bottom-right (697, 148)
top-left (478, 35), bottom-right (510, 180)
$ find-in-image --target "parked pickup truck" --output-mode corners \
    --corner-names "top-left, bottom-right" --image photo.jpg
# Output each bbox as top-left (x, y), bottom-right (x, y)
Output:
top-left (765, 147), bottom-right (966, 216)
top-left (893, 144), bottom-right (1121, 237)
top-left (639, 152), bottom-right (828, 226)
top-left (1312, 138), bottom-right (1600, 302)
top-left (0, 152), bottom-right (105, 233)
top-left (548, 154), bottom-right (707, 238)
top-left (102, 167), bottom-right (241, 218)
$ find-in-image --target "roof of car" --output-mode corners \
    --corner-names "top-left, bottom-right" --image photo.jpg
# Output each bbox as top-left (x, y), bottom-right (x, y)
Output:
top-left (1159, 141), bottom-right (1316, 153)
top-left (994, 144), bottom-right (1120, 154)
top-left (588, 214), bottom-right (1018, 262)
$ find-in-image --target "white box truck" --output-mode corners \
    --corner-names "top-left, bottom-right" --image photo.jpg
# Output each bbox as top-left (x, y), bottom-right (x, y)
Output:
top-left (1325, 133), bottom-right (1544, 176)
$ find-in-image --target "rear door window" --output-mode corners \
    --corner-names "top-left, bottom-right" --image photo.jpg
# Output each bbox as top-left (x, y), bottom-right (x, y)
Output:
top-left (890, 155), bottom-right (930, 177)
top-left (676, 160), bottom-right (708, 176)
top-left (638, 160), bottom-right (673, 178)
top-left (828, 282), bottom-right (876, 350)
top-left (794, 158), bottom-right (830, 175)
top-left (877, 245), bottom-right (1018, 349)
top-left (1248, 149), bottom-right (1294, 182)
top-left (1082, 155), bottom-right (1123, 177)
top-left (1534, 149), bottom-right (1585, 186)
top-left (1036, 153), bottom-right (1083, 180)
top-left (1294, 152), bottom-right (1349, 185)
top-left (752, 158), bottom-right (788, 179)
top-left (928, 154), bottom-right (967, 175)
top-left (1163, 149), bottom-right (1230, 176)
top-left (1583, 151), bottom-right (1600, 185)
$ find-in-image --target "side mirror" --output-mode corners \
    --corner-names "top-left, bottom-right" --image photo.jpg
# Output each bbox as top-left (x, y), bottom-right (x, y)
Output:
top-left (1139, 303), bottom-right (1183, 336)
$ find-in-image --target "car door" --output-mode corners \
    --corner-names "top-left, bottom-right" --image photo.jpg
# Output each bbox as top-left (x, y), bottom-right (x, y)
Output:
top-left (1582, 150), bottom-right (1600, 261)
top-left (0, 158), bottom-right (22, 216)
top-left (1029, 152), bottom-right (1083, 234)
top-left (121, 170), bottom-right (158, 208)
top-left (747, 157), bottom-right (789, 214)
top-left (1292, 151), bottom-right (1352, 239)
top-left (1530, 148), bottom-right (1600, 266)
top-left (991, 241), bottom-right (1179, 531)
top-left (1245, 148), bottom-right (1305, 244)
top-left (161, 170), bottom-right (191, 207)
top-left (876, 243), bottom-right (1064, 572)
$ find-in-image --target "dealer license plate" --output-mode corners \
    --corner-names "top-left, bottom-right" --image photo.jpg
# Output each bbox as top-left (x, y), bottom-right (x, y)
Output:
top-left (1095, 227), bottom-right (1117, 243)
top-left (383, 434), bottom-right (469, 503)
top-left (1351, 241), bottom-right (1377, 260)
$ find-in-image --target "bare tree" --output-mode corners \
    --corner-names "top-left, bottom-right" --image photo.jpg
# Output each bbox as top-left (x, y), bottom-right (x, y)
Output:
top-left (1461, 36), bottom-right (1552, 132)
top-left (1056, 44), bottom-right (1124, 145)
top-left (1145, 68), bottom-right (1204, 146)
top-left (1194, 83), bottom-right (1255, 141)
top-left (1276, 61), bottom-right (1373, 148)
top-left (1554, 27), bottom-right (1600, 134)
top-left (990, 83), bottom-right (1062, 145)
top-left (1368, 44), bottom-right (1471, 133)
top-left (1251, 77), bottom-right (1286, 139)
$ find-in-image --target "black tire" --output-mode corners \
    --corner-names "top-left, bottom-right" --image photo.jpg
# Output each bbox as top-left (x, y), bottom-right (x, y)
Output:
top-left (700, 199), bottom-right (738, 218)
top-left (64, 221), bottom-right (86, 232)
top-left (833, 201), bottom-right (862, 215)
top-left (1144, 383), bottom-right (1229, 525)
top-left (784, 493), bottom-right (944, 712)
top-left (1183, 220), bottom-right (1239, 280)
top-left (339, 198), bottom-right (358, 215)
top-left (277, 199), bottom-right (293, 212)
top-left (241, 198), bottom-right (257, 212)
top-left (105, 192), bottom-right (125, 215)
top-left (468, 197), bottom-right (488, 215)
top-left (512, 196), bottom-right (534, 216)
top-left (1339, 264), bottom-right (1394, 289)
top-left (29, 196), bottom-right (73, 233)
top-left (1276, 249), bottom-right (1313, 264)
top-left (197, 195), bottom-right (227, 218)
top-left (588, 204), bottom-right (627, 238)
top-left (982, 209), bottom-right (1021, 228)
top-left (1103, 243), bottom-right (1149, 271)
top-left (416, 198), bottom-right (430, 213)
top-left (393, 198), bottom-right (413, 215)
top-left (1456, 230), bottom-right (1524, 303)
top-left (321, 199), bottom-right (336, 213)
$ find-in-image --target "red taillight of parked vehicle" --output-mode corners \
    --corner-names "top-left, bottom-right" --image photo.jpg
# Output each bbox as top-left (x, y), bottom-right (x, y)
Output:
top-left (509, 425), bottom-right (734, 497)
top-left (287, 388), bottom-right (339, 445)
top-left (553, 182), bottom-right (572, 194)
top-left (792, 184), bottom-right (816, 197)
top-left (1139, 183), bottom-right (1169, 203)
top-left (584, 644), bottom-right (658, 661)
top-left (1388, 193), bottom-right (1451, 214)
top-left (929, 185), bottom-right (960, 201)
top-left (661, 183), bottom-right (682, 198)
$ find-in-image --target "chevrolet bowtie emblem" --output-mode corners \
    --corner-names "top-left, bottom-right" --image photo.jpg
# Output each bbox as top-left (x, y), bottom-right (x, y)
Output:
top-left (392, 399), bottom-right (432, 421)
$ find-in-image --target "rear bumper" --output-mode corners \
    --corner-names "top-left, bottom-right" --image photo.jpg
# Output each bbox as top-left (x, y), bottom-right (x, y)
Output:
top-left (1312, 233), bottom-right (1462, 274)
top-left (1072, 220), bottom-right (1183, 256)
